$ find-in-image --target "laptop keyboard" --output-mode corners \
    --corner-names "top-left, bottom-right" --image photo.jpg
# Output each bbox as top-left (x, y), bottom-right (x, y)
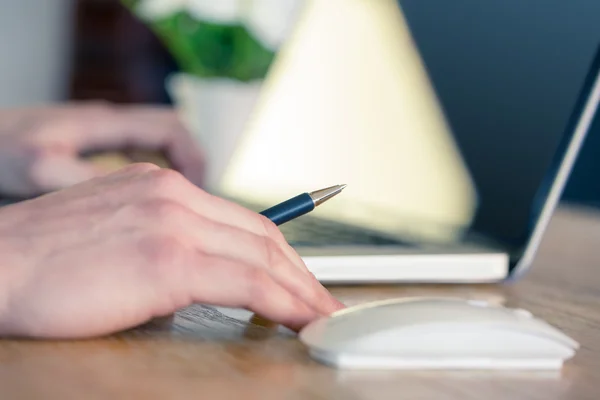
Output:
top-left (277, 217), bottom-right (408, 247)
top-left (222, 195), bottom-right (410, 247)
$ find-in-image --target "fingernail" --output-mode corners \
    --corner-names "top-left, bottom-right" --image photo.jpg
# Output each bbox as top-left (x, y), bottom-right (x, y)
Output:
top-left (334, 299), bottom-right (347, 309)
top-left (317, 300), bottom-right (345, 316)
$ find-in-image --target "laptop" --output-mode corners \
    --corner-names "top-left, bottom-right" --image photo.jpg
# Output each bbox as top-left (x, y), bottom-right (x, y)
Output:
top-left (208, 2), bottom-right (600, 284)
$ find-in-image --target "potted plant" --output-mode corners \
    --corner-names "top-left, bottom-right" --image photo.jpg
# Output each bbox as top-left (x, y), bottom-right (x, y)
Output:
top-left (122, 0), bottom-right (302, 188)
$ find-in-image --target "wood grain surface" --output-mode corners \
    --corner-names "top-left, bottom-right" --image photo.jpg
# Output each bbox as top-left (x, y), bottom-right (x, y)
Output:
top-left (1, 204), bottom-right (599, 399)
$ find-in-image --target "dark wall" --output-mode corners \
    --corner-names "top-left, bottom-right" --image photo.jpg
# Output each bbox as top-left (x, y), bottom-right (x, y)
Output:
top-left (398, 0), bottom-right (600, 211)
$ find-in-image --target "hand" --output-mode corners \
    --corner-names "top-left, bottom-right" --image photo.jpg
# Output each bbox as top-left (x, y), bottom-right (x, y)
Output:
top-left (0, 163), bottom-right (344, 339)
top-left (0, 102), bottom-right (204, 197)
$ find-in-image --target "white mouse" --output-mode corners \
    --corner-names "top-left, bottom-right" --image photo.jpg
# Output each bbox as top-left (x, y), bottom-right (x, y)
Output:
top-left (298, 297), bottom-right (579, 370)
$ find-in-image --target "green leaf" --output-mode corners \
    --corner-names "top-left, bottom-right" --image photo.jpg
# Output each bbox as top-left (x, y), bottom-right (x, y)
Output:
top-left (121, 1), bottom-right (276, 81)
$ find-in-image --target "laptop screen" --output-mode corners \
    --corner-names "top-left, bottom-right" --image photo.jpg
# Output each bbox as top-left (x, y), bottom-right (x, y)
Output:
top-left (215, 0), bottom-right (600, 264)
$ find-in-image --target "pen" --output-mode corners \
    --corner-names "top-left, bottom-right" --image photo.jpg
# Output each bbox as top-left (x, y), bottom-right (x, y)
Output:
top-left (259, 184), bottom-right (347, 226)
top-left (248, 184), bottom-right (347, 334)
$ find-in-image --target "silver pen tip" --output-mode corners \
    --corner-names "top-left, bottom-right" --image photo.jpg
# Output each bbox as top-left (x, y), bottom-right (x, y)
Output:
top-left (309, 184), bottom-right (347, 206)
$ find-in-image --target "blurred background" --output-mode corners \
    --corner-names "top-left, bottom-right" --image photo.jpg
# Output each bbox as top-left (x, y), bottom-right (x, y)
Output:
top-left (0, 0), bottom-right (599, 211)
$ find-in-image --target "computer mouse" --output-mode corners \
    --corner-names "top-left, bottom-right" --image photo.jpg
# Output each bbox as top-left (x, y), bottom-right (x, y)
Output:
top-left (298, 297), bottom-right (579, 370)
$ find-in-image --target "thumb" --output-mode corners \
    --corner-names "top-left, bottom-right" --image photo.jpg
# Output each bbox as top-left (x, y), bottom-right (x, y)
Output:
top-left (29, 154), bottom-right (113, 193)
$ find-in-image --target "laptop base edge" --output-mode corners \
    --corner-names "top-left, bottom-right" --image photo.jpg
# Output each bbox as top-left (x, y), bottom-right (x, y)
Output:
top-left (302, 252), bottom-right (509, 284)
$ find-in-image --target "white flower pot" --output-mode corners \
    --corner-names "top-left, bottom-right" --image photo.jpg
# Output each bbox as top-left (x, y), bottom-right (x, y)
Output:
top-left (166, 73), bottom-right (263, 190)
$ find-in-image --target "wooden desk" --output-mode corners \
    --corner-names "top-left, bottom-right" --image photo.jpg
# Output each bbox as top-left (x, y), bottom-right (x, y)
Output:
top-left (1, 205), bottom-right (599, 399)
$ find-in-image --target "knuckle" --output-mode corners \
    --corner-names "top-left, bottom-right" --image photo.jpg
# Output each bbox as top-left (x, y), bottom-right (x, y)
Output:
top-left (258, 214), bottom-right (285, 240)
top-left (146, 168), bottom-right (187, 195)
top-left (124, 162), bottom-right (161, 175)
top-left (135, 198), bottom-right (185, 222)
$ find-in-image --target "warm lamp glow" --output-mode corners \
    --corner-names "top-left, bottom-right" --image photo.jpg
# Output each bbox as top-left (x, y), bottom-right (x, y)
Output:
top-left (218, 0), bottom-right (477, 242)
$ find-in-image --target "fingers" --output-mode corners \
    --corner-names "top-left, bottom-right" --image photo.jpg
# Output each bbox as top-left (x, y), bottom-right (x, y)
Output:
top-left (28, 154), bottom-right (112, 194)
top-left (137, 168), bottom-right (312, 275)
top-left (103, 166), bottom-right (344, 323)
top-left (119, 167), bottom-right (307, 274)
top-left (186, 253), bottom-right (321, 331)
top-left (135, 199), bottom-right (343, 315)
top-left (5, 103), bottom-right (204, 196)
top-left (64, 104), bottom-right (173, 148)
top-left (64, 104), bottom-right (205, 184)
top-left (204, 196), bottom-right (312, 275)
